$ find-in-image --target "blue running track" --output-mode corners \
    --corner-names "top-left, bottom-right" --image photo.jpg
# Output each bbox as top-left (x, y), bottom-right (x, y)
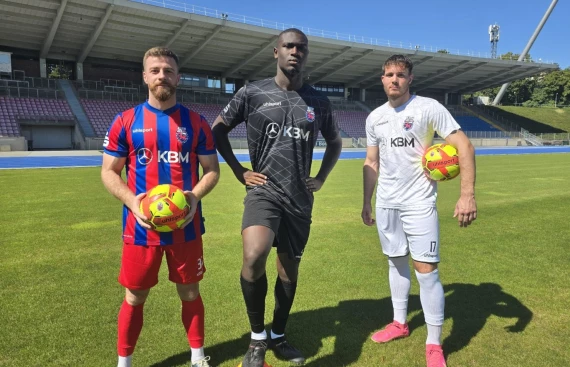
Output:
top-left (0, 146), bottom-right (569, 170)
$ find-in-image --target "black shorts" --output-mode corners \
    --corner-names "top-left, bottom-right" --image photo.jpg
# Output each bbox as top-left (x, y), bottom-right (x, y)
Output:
top-left (242, 191), bottom-right (312, 260)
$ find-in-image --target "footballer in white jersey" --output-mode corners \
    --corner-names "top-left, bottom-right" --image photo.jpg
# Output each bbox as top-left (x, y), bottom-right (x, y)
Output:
top-left (366, 95), bottom-right (461, 209)
top-left (362, 54), bottom-right (477, 367)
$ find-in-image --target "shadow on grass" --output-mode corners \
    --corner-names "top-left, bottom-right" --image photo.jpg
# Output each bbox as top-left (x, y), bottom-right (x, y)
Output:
top-left (150, 282), bottom-right (531, 367)
top-left (440, 282), bottom-right (533, 357)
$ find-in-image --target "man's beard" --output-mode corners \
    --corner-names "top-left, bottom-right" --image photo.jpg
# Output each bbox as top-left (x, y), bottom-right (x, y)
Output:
top-left (149, 82), bottom-right (176, 102)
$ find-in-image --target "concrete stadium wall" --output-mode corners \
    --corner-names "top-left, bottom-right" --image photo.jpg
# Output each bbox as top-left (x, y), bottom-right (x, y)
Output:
top-left (0, 137), bottom-right (529, 152)
top-left (85, 138), bottom-right (105, 150)
top-left (474, 138), bottom-right (528, 146)
top-left (0, 137), bottom-right (27, 151)
top-left (74, 124), bottom-right (86, 150)
top-left (342, 138), bottom-right (354, 147)
top-left (434, 138), bottom-right (528, 147)
top-left (229, 138), bottom-right (355, 150)
top-left (2, 123), bottom-right (86, 151)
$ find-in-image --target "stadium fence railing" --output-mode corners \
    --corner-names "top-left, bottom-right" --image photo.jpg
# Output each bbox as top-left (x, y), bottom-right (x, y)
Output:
top-left (0, 86), bottom-right (65, 99)
top-left (131, 0), bottom-right (556, 62)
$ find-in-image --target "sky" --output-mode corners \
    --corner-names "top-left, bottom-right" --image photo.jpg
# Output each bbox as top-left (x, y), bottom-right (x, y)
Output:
top-left (171, 0), bottom-right (569, 68)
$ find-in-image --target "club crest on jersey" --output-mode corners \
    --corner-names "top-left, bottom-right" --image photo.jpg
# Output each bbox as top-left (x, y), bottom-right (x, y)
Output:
top-left (176, 126), bottom-right (189, 143)
top-left (403, 117), bottom-right (414, 131)
top-left (306, 107), bottom-right (315, 122)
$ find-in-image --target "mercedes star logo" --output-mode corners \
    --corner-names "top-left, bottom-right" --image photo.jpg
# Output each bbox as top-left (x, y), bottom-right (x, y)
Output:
top-left (266, 122), bottom-right (281, 139)
top-left (137, 148), bottom-right (153, 165)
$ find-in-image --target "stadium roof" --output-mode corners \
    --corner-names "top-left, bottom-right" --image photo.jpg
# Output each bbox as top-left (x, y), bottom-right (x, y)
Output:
top-left (0, 0), bottom-right (559, 94)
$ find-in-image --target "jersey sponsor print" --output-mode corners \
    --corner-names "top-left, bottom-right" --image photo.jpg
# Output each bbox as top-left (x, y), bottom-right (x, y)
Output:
top-left (365, 96), bottom-right (460, 209)
top-left (221, 78), bottom-right (339, 217)
top-left (104, 102), bottom-right (216, 245)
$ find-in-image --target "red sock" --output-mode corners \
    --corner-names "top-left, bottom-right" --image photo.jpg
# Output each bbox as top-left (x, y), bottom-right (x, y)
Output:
top-left (117, 300), bottom-right (144, 357)
top-left (182, 295), bottom-right (205, 348)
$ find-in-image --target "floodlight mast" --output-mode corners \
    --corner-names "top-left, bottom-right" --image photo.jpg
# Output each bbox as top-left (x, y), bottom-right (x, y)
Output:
top-left (489, 24), bottom-right (500, 59)
top-left (492, 0), bottom-right (558, 106)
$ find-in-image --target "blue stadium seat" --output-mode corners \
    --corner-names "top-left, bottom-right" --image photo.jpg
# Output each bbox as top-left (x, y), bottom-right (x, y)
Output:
top-left (454, 116), bottom-right (499, 132)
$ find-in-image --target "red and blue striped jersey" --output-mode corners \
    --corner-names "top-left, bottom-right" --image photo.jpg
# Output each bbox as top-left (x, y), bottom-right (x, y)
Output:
top-left (103, 102), bottom-right (216, 246)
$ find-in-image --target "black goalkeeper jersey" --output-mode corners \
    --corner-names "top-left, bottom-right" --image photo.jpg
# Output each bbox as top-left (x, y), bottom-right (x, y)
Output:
top-left (221, 78), bottom-right (339, 218)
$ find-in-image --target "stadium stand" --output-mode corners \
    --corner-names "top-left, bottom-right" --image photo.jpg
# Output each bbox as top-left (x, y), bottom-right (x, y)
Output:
top-left (74, 79), bottom-right (146, 102)
top-left (186, 103), bottom-right (224, 126)
top-left (188, 103), bottom-right (247, 138)
top-left (75, 78), bottom-right (233, 105)
top-left (80, 100), bottom-right (247, 139)
top-left (1, 74), bottom-right (492, 141)
top-left (454, 116), bottom-right (500, 131)
top-left (80, 100), bottom-right (137, 137)
top-left (0, 76), bottom-right (64, 99)
top-left (329, 98), bottom-right (366, 111)
top-left (331, 108), bottom-right (504, 139)
top-left (362, 99), bottom-right (387, 111)
top-left (0, 73), bottom-right (514, 143)
top-left (1, 88), bottom-right (504, 141)
top-left (0, 96), bottom-right (74, 137)
top-left (472, 105), bottom-right (565, 134)
top-left (333, 110), bottom-right (368, 138)
top-left (0, 0), bottom-right (559, 151)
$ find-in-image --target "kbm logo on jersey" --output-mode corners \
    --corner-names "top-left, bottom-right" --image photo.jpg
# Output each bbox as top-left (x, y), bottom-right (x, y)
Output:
top-left (137, 149), bottom-right (189, 165)
top-left (391, 137), bottom-right (416, 147)
top-left (159, 151), bottom-right (189, 163)
top-left (266, 123), bottom-right (310, 141)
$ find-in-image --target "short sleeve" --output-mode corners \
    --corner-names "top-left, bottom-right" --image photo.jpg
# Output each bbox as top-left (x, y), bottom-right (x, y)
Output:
top-left (430, 103), bottom-right (461, 139)
top-left (319, 101), bottom-right (339, 141)
top-left (103, 113), bottom-right (129, 157)
top-left (196, 115), bottom-right (217, 155)
top-left (220, 86), bottom-right (248, 128)
top-left (366, 113), bottom-right (379, 146)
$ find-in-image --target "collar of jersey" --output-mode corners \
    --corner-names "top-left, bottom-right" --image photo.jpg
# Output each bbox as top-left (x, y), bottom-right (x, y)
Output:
top-left (272, 78), bottom-right (308, 93)
top-left (391, 95), bottom-right (416, 112)
top-left (144, 101), bottom-right (180, 115)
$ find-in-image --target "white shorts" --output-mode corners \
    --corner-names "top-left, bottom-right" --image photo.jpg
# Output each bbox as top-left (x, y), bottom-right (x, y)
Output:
top-left (375, 206), bottom-right (440, 263)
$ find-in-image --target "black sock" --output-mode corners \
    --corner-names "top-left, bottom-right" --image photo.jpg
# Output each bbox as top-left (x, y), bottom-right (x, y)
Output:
top-left (272, 276), bottom-right (298, 336)
top-left (241, 273), bottom-right (268, 334)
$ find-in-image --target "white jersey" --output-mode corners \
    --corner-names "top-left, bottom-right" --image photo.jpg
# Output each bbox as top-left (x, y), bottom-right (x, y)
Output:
top-left (366, 95), bottom-right (461, 209)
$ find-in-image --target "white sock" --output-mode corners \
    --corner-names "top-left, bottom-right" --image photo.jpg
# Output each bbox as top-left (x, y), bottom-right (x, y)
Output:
top-left (270, 330), bottom-right (284, 340)
top-left (191, 347), bottom-right (205, 363)
top-left (426, 323), bottom-right (443, 345)
top-left (415, 269), bottom-right (445, 345)
top-left (251, 330), bottom-right (267, 340)
top-left (117, 355), bottom-right (132, 367)
top-left (388, 256), bottom-right (411, 325)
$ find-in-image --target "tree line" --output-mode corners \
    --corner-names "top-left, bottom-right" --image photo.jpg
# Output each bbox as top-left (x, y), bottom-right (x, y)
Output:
top-left (475, 52), bottom-right (570, 107)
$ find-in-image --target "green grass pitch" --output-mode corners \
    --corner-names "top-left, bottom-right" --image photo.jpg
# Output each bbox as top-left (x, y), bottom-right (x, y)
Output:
top-left (0, 153), bottom-right (569, 366)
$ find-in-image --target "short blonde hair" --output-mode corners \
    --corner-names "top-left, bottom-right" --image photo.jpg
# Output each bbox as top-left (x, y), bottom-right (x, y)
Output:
top-left (143, 47), bottom-right (179, 69)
